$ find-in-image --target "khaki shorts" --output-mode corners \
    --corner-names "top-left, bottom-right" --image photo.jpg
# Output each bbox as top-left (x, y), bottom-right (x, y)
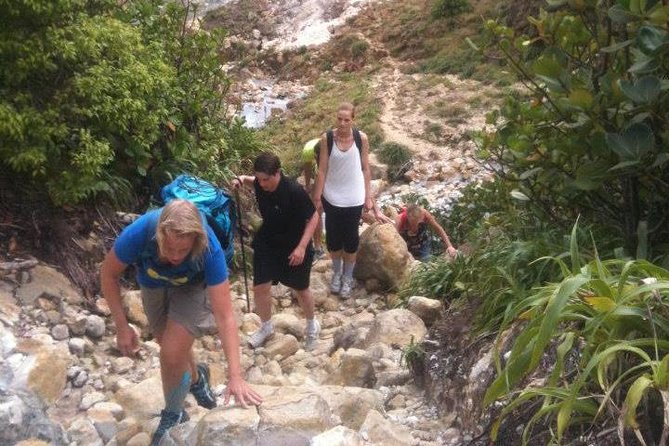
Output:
top-left (140, 283), bottom-right (217, 338)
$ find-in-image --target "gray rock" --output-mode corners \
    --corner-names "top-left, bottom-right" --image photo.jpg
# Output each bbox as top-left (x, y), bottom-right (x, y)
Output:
top-left (51, 324), bottom-right (69, 341)
top-left (85, 315), bottom-right (106, 339)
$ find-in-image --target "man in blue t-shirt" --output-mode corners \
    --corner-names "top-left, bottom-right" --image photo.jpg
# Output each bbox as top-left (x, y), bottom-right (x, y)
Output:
top-left (100, 199), bottom-right (262, 445)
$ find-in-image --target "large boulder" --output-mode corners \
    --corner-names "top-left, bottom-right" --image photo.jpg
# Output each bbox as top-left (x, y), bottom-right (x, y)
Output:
top-left (362, 309), bottom-right (427, 349)
top-left (14, 265), bottom-right (82, 306)
top-left (407, 295), bottom-right (443, 327)
top-left (13, 339), bottom-right (72, 405)
top-left (354, 224), bottom-right (411, 290)
top-left (359, 409), bottom-right (413, 446)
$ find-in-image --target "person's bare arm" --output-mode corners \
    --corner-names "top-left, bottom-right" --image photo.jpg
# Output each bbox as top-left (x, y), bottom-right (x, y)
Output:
top-left (303, 162), bottom-right (314, 192)
top-left (288, 210), bottom-right (319, 266)
top-left (100, 250), bottom-right (138, 356)
top-left (231, 175), bottom-right (256, 189)
top-left (208, 280), bottom-right (263, 407)
top-left (312, 134), bottom-right (329, 211)
top-left (424, 209), bottom-right (457, 256)
top-left (360, 132), bottom-right (373, 210)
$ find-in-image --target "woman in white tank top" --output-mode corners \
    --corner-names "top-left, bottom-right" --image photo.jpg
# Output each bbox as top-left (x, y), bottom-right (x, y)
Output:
top-left (313, 103), bottom-right (372, 298)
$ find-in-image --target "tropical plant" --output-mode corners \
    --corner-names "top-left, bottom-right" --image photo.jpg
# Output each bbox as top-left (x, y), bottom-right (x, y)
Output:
top-left (476, 0), bottom-right (669, 260)
top-left (485, 222), bottom-right (669, 444)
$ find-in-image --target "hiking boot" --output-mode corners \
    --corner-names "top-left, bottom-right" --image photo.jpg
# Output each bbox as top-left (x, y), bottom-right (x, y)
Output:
top-left (150, 409), bottom-right (189, 446)
top-left (340, 276), bottom-right (354, 298)
top-left (330, 273), bottom-right (342, 294)
top-left (305, 320), bottom-right (321, 352)
top-left (190, 363), bottom-right (217, 409)
top-left (248, 324), bottom-right (273, 349)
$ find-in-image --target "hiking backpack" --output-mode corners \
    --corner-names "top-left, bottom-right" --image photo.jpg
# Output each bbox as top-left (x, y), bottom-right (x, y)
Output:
top-left (161, 175), bottom-right (236, 265)
top-left (314, 128), bottom-right (363, 166)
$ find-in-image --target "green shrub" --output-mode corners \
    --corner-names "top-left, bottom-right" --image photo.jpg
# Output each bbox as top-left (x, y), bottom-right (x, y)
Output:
top-left (431, 0), bottom-right (471, 20)
top-left (376, 142), bottom-right (412, 181)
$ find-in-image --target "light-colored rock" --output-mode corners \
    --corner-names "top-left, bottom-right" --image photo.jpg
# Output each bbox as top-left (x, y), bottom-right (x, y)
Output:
top-left (359, 409), bottom-right (413, 446)
top-left (14, 265), bottom-right (82, 305)
top-left (51, 324), bottom-right (69, 341)
top-left (114, 373), bottom-right (164, 421)
top-left (263, 334), bottom-right (299, 360)
top-left (333, 349), bottom-right (376, 388)
top-left (87, 407), bottom-right (118, 443)
top-left (273, 313), bottom-right (304, 339)
top-left (258, 388), bottom-right (335, 445)
top-left (126, 431), bottom-right (151, 446)
top-left (407, 295), bottom-right (443, 326)
top-left (122, 290), bottom-right (149, 330)
top-left (194, 406), bottom-right (260, 445)
top-left (354, 223), bottom-right (412, 290)
top-left (310, 425), bottom-right (362, 446)
top-left (68, 337), bottom-right (86, 356)
top-left (362, 309), bottom-right (427, 349)
top-left (92, 401), bottom-right (125, 420)
top-left (0, 287), bottom-right (20, 327)
top-left (0, 323), bottom-right (16, 357)
top-left (66, 314), bottom-right (88, 336)
top-left (85, 315), bottom-right (106, 339)
top-left (13, 340), bottom-right (71, 405)
top-left (111, 357), bottom-right (134, 374)
top-left (66, 418), bottom-right (103, 446)
top-left (80, 391), bottom-right (106, 410)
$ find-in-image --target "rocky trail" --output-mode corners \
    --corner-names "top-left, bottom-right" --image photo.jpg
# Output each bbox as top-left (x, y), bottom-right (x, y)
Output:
top-left (0, 1), bottom-right (507, 445)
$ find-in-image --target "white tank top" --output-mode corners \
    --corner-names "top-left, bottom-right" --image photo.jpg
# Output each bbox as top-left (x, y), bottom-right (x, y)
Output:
top-left (323, 139), bottom-right (365, 207)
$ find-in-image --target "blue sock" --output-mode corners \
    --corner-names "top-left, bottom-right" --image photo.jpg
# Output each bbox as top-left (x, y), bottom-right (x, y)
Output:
top-left (165, 371), bottom-right (191, 413)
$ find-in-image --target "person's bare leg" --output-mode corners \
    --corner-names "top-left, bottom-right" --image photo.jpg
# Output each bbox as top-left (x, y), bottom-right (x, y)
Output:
top-left (248, 282), bottom-right (274, 348)
top-left (156, 320), bottom-right (195, 410)
top-left (295, 288), bottom-right (315, 320)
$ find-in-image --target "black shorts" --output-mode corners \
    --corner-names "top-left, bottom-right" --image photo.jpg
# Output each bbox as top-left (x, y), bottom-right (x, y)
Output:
top-left (322, 198), bottom-right (364, 253)
top-left (252, 238), bottom-right (313, 290)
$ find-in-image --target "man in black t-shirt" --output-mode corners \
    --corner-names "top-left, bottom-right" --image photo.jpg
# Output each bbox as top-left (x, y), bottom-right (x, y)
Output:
top-left (232, 152), bottom-right (321, 351)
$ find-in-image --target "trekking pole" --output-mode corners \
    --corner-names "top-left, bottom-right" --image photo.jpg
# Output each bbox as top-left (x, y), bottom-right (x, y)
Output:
top-left (234, 186), bottom-right (251, 313)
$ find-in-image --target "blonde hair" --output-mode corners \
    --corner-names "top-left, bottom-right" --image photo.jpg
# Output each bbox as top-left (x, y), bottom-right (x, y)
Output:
top-left (337, 102), bottom-right (356, 118)
top-left (156, 199), bottom-right (208, 259)
top-left (407, 204), bottom-right (423, 219)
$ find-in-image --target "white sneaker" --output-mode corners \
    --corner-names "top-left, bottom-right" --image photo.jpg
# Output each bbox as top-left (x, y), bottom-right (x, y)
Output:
top-left (330, 273), bottom-right (342, 294)
top-left (248, 325), bottom-right (273, 349)
top-left (340, 276), bottom-right (354, 298)
top-left (305, 320), bottom-right (321, 352)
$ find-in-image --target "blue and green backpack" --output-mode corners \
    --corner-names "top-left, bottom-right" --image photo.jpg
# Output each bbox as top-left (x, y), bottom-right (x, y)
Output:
top-left (161, 175), bottom-right (236, 265)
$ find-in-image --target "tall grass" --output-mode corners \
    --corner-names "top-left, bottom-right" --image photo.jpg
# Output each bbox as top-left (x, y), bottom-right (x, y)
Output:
top-left (486, 223), bottom-right (669, 444)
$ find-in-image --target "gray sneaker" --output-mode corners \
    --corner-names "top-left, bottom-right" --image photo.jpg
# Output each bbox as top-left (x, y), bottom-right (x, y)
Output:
top-left (305, 320), bottom-right (321, 352)
top-left (330, 273), bottom-right (342, 294)
top-left (248, 325), bottom-right (273, 349)
top-left (340, 276), bottom-right (354, 298)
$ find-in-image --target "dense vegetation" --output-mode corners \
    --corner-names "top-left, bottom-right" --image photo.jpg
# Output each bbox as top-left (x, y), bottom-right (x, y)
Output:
top-left (0, 0), bottom-right (263, 208)
top-left (401, 0), bottom-right (669, 443)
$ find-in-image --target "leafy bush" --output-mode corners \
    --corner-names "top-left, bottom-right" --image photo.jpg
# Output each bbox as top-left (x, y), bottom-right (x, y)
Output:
top-left (477, 1), bottom-right (669, 260)
top-left (0, 0), bottom-right (263, 207)
top-left (376, 142), bottom-right (412, 181)
top-left (431, 0), bottom-right (471, 20)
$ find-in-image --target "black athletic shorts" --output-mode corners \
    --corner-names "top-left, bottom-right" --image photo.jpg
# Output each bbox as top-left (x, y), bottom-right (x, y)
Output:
top-left (322, 198), bottom-right (364, 254)
top-left (252, 238), bottom-right (313, 290)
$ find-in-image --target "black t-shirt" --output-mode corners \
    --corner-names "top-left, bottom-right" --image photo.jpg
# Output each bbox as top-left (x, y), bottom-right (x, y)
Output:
top-left (254, 173), bottom-right (315, 253)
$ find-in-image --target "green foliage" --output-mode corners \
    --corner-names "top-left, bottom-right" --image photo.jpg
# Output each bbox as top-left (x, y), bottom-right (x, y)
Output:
top-left (431, 0), bottom-right (471, 20)
top-left (477, 0), bottom-right (669, 259)
top-left (486, 223), bottom-right (669, 444)
top-left (259, 75), bottom-right (383, 176)
top-left (376, 142), bottom-right (412, 181)
top-left (0, 0), bottom-right (263, 207)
